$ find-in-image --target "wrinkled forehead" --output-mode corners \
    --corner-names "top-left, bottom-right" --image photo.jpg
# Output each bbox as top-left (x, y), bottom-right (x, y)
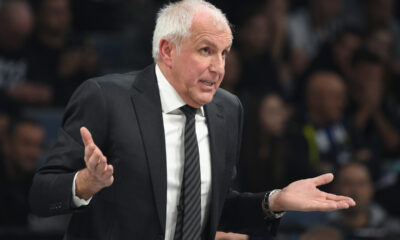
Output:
top-left (190, 8), bottom-right (232, 39)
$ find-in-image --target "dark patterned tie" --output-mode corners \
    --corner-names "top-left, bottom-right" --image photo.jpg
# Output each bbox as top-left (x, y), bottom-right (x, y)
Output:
top-left (174, 105), bottom-right (201, 240)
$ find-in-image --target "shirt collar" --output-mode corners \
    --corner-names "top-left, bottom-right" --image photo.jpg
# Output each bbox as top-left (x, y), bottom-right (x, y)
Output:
top-left (155, 64), bottom-right (204, 116)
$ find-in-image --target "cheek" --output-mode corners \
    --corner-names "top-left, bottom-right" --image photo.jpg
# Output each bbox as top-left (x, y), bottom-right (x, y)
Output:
top-left (215, 80), bottom-right (222, 89)
top-left (185, 66), bottom-right (207, 84)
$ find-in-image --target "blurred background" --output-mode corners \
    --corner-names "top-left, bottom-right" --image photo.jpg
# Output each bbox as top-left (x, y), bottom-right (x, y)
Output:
top-left (1, 0), bottom-right (400, 239)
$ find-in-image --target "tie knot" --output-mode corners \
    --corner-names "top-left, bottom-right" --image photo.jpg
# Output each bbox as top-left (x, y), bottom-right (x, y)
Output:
top-left (180, 105), bottom-right (197, 119)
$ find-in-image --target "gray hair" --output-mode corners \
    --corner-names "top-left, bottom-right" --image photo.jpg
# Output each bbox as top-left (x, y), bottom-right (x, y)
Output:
top-left (152, 0), bottom-right (231, 61)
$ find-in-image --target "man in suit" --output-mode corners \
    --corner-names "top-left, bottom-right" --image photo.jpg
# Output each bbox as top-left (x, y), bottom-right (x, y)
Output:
top-left (29, 1), bottom-right (355, 239)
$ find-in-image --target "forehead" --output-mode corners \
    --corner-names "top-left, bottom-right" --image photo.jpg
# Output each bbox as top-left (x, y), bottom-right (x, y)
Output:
top-left (339, 165), bottom-right (370, 181)
top-left (189, 10), bottom-right (232, 47)
top-left (15, 123), bottom-right (43, 136)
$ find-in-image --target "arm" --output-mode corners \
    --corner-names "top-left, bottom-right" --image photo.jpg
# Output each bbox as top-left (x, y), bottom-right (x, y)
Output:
top-left (29, 80), bottom-right (112, 217)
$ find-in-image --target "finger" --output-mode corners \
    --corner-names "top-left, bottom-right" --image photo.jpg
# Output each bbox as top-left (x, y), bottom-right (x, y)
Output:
top-left (310, 200), bottom-right (350, 212)
top-left (84, 144), bottom-right (96, 162)
top-left (87, 149), bottom-right (102, 171)
top-left (107, 164), bottom-right (114, 174)
top-left (102, 164), bottom-right (114, 178)
top-left (103, 175), bottom-right (114, 187)
top-left (336, 201), bottom-right (351, 209)
top-left (95, 156), bottom-right (107, 176)
top-left (305, 200), bottom-right (338, 211)
top-left (326, 193), bottom-right (356, 206)
top-left (311, 173), bottom-right (334, 186)
top-left (101, 165), bottom-right (114, 187)
top-left (80, 126), bottom-right (94, 147)
top-left (99, 156), bottom-right (109, 175)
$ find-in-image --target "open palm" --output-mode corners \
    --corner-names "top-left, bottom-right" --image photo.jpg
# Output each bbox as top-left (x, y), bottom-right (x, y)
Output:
top-left (270, 173), bottom-right (356, 212)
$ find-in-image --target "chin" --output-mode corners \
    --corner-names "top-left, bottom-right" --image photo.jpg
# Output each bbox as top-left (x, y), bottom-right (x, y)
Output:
top-left (192, 92), bottom-right (215, 105)
top-left (200, 96), bottom-right (215, 105)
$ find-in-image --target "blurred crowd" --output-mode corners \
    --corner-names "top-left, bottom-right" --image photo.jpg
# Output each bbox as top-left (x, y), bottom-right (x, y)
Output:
top-left (1, 0), bottom-right (400, 239)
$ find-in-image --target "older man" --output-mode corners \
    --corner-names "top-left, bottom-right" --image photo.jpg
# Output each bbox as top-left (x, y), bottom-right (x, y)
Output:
top-left (29, 1), bottom-right (355, 239)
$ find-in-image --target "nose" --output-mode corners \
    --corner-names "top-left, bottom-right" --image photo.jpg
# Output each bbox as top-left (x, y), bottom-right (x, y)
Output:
top-left (209, 54), bottom-right (225, 76)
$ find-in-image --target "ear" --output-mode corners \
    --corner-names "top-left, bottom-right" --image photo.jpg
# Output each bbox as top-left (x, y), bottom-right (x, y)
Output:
top-left (159, 38), bottom-right (175, 68)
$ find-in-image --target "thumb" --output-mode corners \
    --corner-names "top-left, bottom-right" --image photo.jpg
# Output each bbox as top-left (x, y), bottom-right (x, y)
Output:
top-left (311, 173), bottom-right (334, 186)
top-left (80, 126), bottom-right (94, 147)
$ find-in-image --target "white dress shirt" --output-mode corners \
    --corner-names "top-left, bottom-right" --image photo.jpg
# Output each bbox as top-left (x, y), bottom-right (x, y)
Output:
top-left (72, 65), bottom-right (212, 240)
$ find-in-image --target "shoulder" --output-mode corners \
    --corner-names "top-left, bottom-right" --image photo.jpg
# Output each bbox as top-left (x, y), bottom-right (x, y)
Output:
top-left (73, 64), bottom-right (155, 99)
top-left (213, 88), bottom-right (242, 109)
top-left (84, 71), bottom-right (140, 91)
top-left (211, 88), bottom-right (243, 121)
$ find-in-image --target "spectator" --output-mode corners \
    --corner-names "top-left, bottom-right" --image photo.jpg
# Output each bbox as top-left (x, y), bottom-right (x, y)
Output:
top-left (240, 93), bottom-right (291, 192)
top-left (262, 0), bottom-right (290, 63)
top-left (307, 27), bottom-right (362, 81)
top-left (348, 50), bottom-right (400, 170)
top-left (327, 162), bottom-right (400, 239)
top-left (364, 28), bottom-right (393, 63)
top-left (290, 71), bottom-right (350, 178)
top-left (0, 0), bottom-right (50, 105)
top-left (346, 0), bottom-right (400, 75)
top-left (262, 0), bottom-right (295, 100)
top-left (27, 0), bottom-right (99, 106)
top-left (236, 9), bottom-right (280, 96)
top-left (288, 0), bottom-right (343, 76)
top-left (296, 27), bottom-right (362, 105)
top-left (364, 0), bottom-right (400, 62)
top-left (0, 117), bottom-right (44, 227)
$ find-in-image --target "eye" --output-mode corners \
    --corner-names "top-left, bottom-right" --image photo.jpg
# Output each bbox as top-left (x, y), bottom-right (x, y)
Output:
top-left (200, 47), bottom-right (210, 55)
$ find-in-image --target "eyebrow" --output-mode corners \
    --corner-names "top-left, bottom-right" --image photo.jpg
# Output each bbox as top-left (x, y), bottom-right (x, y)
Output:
top-left (198, 38), bottom-right (232, 51)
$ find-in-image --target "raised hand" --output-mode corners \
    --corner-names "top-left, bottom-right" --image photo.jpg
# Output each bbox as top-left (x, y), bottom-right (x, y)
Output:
top-left (269, 173), bottom-right (356, 212)
top-left (75, 127), bottom-right (114, 200)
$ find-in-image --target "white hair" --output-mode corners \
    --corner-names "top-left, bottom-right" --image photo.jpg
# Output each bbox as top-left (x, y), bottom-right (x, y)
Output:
top-left (152, 0), bottom-right (231, 61)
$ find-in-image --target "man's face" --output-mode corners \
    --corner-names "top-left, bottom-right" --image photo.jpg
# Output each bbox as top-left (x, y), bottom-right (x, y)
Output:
top-left (307, 74), bottom-right (347, 124)
top-left (168, 11), bottom-right (232, 107)
top-left (6, 123), bottom-right (44, 173)
top-left (259, 94), bottom-right (289, 136)
top-left (39, 0), bottom-right (71, 35)
top-left (367, 0), bottom-right (393, 26)
top-left (351, 62), bottom-right (384, 104)
top-left (334, 164), bottom-right (373, 213)
top-left (0, 1), bottom-right (33, 50)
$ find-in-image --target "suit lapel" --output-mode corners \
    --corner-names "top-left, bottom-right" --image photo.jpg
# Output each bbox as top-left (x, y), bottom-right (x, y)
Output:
top-left (204, 100), bottom-right (226, 239)
top-left (130, 65), bottom-right (167, 232)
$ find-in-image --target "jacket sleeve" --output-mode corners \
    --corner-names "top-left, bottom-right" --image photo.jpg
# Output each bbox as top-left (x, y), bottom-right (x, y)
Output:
top-left (29, 79), bottom-right (109, 217)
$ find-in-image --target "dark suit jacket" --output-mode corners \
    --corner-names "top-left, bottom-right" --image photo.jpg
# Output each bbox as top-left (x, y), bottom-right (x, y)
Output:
top-left (29, 64), bottom-right (278, 240)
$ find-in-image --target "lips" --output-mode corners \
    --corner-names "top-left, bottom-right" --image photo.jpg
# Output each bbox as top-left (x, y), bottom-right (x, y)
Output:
top-left (200, 80), bottom-right (216, 86)
top-left (198, 80), bottom-right (216, 92)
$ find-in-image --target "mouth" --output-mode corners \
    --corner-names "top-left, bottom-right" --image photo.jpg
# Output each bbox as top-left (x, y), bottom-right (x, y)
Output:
top-left (200, 80), bottom-right (215, 86)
